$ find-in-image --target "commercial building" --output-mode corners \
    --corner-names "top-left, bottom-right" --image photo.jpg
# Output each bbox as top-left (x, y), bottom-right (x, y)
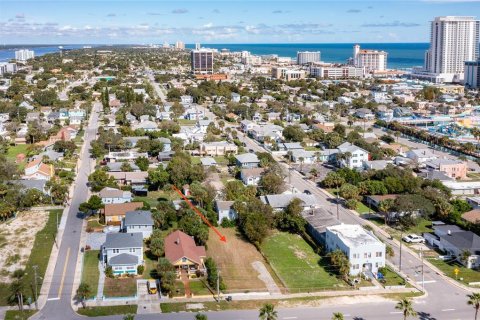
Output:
top-left (271, 67), bottom-right (306, 81)
top-left (353, 45), bottom-right (387, 72)
top-left (175, 41), bottom-right (185, 50)
top-left (297, 51), bottom-right (321, 65)
top-left (416, 16), bottom-right (479, 83)
top-left (15, 49), bottom-right (35, 62)
top-left (325, 224), bottom-right (386, 276)
top-left (465, 60), bottom-right (480, 88)
top-left (191, 49), bottom-right (214, 74)
top-left (309, 64), bottom-right (365, 79)
top-left (0, 62), bottom-right (17, 75)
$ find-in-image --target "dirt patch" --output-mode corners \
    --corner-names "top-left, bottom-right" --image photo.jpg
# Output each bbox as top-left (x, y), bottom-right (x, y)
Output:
top-left (0, 210), bottom-right (49, 282)
top-left (278, 295), bottom-right (395, 308)
top-left (206, 227), bottom-right (269, 292)
top-left (289, 245), bottom-right (307, 260)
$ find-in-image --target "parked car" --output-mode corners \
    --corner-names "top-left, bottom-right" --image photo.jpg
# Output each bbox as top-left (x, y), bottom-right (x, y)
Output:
top-left (147, 280), bottom-right (158, 294)
top-left (304, 189), bottom-right (312, 195)
top-left (402, 234), bottom-right (425, 243)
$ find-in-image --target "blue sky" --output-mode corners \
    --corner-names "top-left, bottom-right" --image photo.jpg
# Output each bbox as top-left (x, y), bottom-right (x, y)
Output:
top-left (0, 0), bottom-right (479, 44)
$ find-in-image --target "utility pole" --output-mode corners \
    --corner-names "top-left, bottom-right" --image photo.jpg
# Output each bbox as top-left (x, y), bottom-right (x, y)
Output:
top-left (399, 232), bottom-right (403, 272)
top-left (336, 191), bottom-right (340, 220)
top-left (33, 265), bottom-right (39, 310)
top-left (217, 270), bottom-right (221, 302)
top-left (421, 246), bottom-right (425, 292)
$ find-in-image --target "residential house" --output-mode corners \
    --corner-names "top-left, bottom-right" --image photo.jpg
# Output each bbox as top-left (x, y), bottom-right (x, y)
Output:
top-left (200, 141), bottom-right (238, 156)
top-left (106, 151), bottom-right (149, 162)
top-left (290, 149), bottom-right (317, 164)
top-left (260, 194), bottom-right (319, 211)
top-left (200, 157), bottom-right (217, 167)
top-left (99, 187), bottom-right (133, 204)
top-left (424, 224), bottom-right (480, 269)
top-left (231, 92), bottom-right (241, 103)
top-left (234, 153), bottom-right (260, 168)
top-left (215, 200), bottom-right (237, 224)
top-left (354, 108), bottom-right (375, 120)
top-left (124, 136), bottom-right (149, 148)
top-left (181, 95), bottom-right (193, 104)
top-left (158, 137), bottom-right (172, 152)
top-left (132, 120), bottom-right (158, 132)
top-left (281, 142), bottom-right (304, 152)
top-left (106, 162), bottom-right (140, 172)
top-left (249, 125), bottom-right (283, 143)
top-left (108, 171), bottom-right (148, 186)
top-left (462, 209), bottom-right (480, 224)
top-left (240, 167), bottom-right (264, 186)
top-left (425, 158), bottom-right (467, 180)
top-left (23, 159), bottom-right (54, 181)
top-left (337, 142), bottom-right (369, 169)
top-left (103, 202), bottom-right (144, 225)
top-left (325, 224), bottom-right (385, 276)
top-left (123, 210), bottom-right (154, 238)
top-left (406, 149), bottom-right (438, 164)
top-left (164, 230), bottom-right (207, 277)
top-left (240, 120), bottom-right (258, 132)
top-left (102, 232), bottom-right (144, 275)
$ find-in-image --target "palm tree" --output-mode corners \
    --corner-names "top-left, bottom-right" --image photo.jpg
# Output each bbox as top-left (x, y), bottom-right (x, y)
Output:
top-left (331, 312), bottom-right (344, 320)
top-left (395, 298), bottom-right (417, 320)
top-left (299, 157), bottom-right (305, 172)
top-left (123, 315), bottom-right (135, 320)
top-left (9, 279), bottom-right (24, 311)
top-left (259, 303), bottom-right (277, 320)
top-left (394, 131), bottom-right (401, 143)
top-left (460, 250), bottom-right (472, 267)
top-left (195, 314), bottom-right (208, 320)
top-left (467, 292), bottom-right (480, 320)
top-left (378, 199), bottom-right (394, 225)
top-left (76, 282), bottom-right (91, 309)
top-left (309, 168), bottom-right (318, 181)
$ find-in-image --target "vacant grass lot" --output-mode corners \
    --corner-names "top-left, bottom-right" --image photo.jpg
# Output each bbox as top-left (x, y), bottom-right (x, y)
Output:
top-left (379, 267), bottom-right (406, 287)
top-left (76, 305), bottom-right (137, 317)
top-left (4, 310), bottom-right (37, 320)
top-left (428, 258), bottom-right (480, 285)
top-left (6, 144), bottom-right (29, 160)
top-left (261, 232), bottom-right (346, 293)
top-left (0, 209), bottom-right (63, 306)
top-left (206, 227), bottom-right (271, 293)
top-left (133, 190), bottom-right (180, 208)
top-left (82, 250), bottom-right (100, 298)
top-left (103, 277), bottom-right (137, 298)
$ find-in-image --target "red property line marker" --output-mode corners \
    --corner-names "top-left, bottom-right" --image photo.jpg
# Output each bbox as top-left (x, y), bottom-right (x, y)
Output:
top-left (172, 185), bottom-right (227, 243)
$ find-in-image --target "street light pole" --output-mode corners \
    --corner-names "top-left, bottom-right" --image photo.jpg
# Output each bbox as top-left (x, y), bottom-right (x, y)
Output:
top-left (33, 265), bottom-right (38, 310)
top-left (336, 191), bottom-right (339, 220)
top-left (399, 232), bottom-right (403, 272)
top-left (421, 246), bottom-right (425, 292)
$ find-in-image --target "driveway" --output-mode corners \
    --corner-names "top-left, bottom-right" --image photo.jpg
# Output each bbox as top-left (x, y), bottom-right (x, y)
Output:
top-left (86, 232), bottom-right (106, 250)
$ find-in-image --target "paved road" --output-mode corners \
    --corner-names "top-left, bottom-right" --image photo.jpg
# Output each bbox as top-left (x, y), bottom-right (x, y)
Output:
top-left (32, 102), bottom-right (101, 320)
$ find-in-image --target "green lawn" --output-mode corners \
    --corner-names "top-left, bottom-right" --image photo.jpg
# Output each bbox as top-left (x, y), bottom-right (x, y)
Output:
top-left (261, 232), bottom-right (346, 293)
top-left (189, 280), bottom-right (212, 296)
top-left (143, 249), bottom-right (158, 279)
top-left (0, 209), bottom-right (63, 306)
top-left (428, 258), bottom-right (480, 285)
top-left (4, 310), bottom-right (37, 320)
top-left (76, 305), bottom-right (137, 317)
top-left (133, 190), bottom-right (181, 208)
top-left (213, 156), bottom-right (229, 165)
top-left (103, 277), bottom-right (137, 298)
top-left (379, 267), bottom-right (406, 287)
top-left (389, 218), bottom-right (433, 240)
top-left (356, 202), bottom-right (375, 214)
top-left (191, 157), bottom-right (201, 165)
top-left (6, 144), bottom-right (30, 160)
top-left (172, 280), bottom-right (186, 297)
top-left (82, 250), bottom-right (100, 298)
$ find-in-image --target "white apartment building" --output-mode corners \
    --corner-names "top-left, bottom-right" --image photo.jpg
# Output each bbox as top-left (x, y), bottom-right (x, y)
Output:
top-left (309, 65), bottom-right (365, 79)
top-left (465, 60), bottom-right (480, 88)
top-left (353, 45), bottom-right (387, 72)
top-left (420, 16), bottom-right (479, 83)
top-left (271, 67), bottom-right (306, 81)
top-left (0, 62), bottom-right (17, 75)
top-left (175, 41), bottom-right (185, 50)
top-left (297, 51), bottom-right (321, 65)
top-left (15, 49), bottom-right (35, 62)
top-left (325, 224), bottom-right (386, 276)
top-left (337, 142), bottom-right (370, 169)
top-left (241, 51), bottom-right (262, 65)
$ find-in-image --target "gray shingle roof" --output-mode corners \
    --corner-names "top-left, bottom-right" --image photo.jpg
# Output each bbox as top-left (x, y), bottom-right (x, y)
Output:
top-left (103, 232), bottom-right (143, 249)
top-left (440, 231), bottom-right (480, 254)
top-left (109, 253), bottom-right (139, 265)
top-left (124, 211), bottom-right (153, 226)
top-left (235, 153), bottom-right (259, 164)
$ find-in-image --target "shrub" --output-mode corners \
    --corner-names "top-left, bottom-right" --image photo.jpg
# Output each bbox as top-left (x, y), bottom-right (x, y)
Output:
top-left (105, 266), bottom-right (114, 278)
top-left (220, 218), bottom-right (236, 228)
top-left (345, 199), bottom-right (358, 210)
top-left (137, 265), bottom-right (145, 275)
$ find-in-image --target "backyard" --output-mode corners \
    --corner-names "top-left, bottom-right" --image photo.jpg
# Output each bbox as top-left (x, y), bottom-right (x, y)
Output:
top-left (81, 250), bottom-right (100, 298)
top-left (133, 189), bottom-right (181, 208)
top-left (103, 277), bottom-right (137, 298)
top-left (261, 231), bottom-right (347, 293)
top-left (0, 209), bottom-right (63, 305)
top-left (206, 227), bottom-right (274, 293)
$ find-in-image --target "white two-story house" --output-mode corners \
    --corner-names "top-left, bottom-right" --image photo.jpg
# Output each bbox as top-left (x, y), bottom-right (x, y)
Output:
top-left (99, 187), bottom-right (133, 204)
top-left (337, 142), bottom-right (369, 169)
top-left (325, 224), bottom-right (385, 276)
top-left (102, 232), bottom-right (144, 275)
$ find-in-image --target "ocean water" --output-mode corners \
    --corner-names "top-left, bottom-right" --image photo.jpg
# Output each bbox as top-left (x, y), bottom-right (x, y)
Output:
top-left (0, 43), bottom-right (429, 70)
top-left (189, 43), bottom-right (429, 69)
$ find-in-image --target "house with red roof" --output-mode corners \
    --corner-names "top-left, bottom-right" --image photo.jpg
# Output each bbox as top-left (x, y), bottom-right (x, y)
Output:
top-left (164, 230), bottom-right (206, 277)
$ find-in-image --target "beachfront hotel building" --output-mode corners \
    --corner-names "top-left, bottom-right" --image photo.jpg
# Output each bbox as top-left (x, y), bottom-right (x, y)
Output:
top-left (15, 49), bottom-right (34, 62)
top-left (415, 16), bottom-right (479, 83)
top-left (309, 64), bottom-right (365, 79)
top-left (175, 41), bottom-right (185, 50)
top-left (191, 48), bottom-right (214, 74)
top-left (465, 60), bottom-right (480, 89)
top-left (353, 45), bottom-right (387, 72)
top-left (297, 51), bottom-right (321, 65)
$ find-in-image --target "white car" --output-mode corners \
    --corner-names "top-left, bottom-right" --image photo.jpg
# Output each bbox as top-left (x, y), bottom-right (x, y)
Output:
top-left (402, 234), bottom-right (425, 244)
